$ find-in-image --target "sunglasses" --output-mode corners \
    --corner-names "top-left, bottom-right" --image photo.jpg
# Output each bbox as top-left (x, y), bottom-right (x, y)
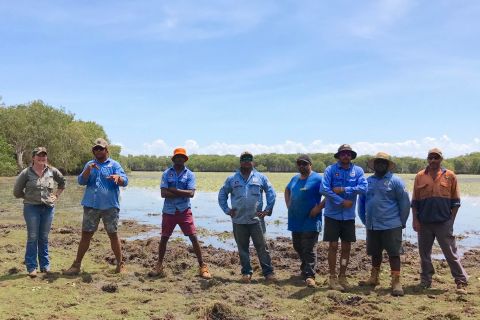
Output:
top-left (296, 161), bottom-right (310, 166)
top-left (427, 155), bottom-right (441, 160)
top-left (93, 146), bottom-right (106, 152)
top-left (338, 151), bottom-right (352, 157)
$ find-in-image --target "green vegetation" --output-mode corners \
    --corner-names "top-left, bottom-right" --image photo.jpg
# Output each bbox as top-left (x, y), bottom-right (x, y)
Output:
top-left (0, 100), bottom-right (122, 174)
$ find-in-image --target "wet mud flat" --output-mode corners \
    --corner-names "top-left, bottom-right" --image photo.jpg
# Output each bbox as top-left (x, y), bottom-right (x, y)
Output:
top-left (1, 220), bottom-right (480, 320)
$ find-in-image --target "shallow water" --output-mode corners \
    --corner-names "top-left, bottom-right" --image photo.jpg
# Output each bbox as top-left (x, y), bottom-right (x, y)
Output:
top-left (120, 188), bottom-right (480, 252)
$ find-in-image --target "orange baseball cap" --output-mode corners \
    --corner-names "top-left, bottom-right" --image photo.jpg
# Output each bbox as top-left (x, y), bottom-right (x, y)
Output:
top-left (172, 147), bottom-right (189, 161)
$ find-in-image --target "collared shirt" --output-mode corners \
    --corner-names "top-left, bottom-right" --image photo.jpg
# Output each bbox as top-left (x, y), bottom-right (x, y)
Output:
top-left (13, 165), bottom-right (66, 207)
top-left (411, 167), bottom-right (460, 223)
top-left (218, 169), bottom-right (276, 225)
top-left (320, 162), bottom-right (367, 221)
top-left (358, 172), bottom-right (410, 230)
top-left (78, 158), bottom-right (128, 210)
top-left (160, 166), bottom-right (196, 214)
top-left (286, 172), bottom-right (323, 232)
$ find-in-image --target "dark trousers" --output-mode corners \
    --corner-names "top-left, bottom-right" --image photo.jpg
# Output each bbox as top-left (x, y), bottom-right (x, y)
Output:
top-left (292, 231), bottom-right (319, 279)
top-left (233, 222), bottom-right (274, 276)
top-left (418, 218), bottom-right (468, 285)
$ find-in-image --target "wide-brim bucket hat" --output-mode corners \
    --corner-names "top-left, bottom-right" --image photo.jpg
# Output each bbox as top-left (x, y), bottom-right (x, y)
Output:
top-left (334, 144), bottom-right (357, 160)
top-left (367, 152), bottom-right (396, 171)
top-left (172, 147), bottom-right (189, 161)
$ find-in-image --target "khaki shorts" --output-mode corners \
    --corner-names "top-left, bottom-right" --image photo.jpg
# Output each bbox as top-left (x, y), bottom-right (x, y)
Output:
top-left (82, 207), bottom-right (119, 233)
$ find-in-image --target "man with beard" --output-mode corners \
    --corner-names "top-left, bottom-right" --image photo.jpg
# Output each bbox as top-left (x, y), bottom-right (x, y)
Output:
top-left (218, 151), bottom-right (276, 283)
top-left (285, 154), bottom-right (325, 288)
top-left (64, 138), bottom-right (128, 275)
top-left (321, 144), bottom-right (367, 291)
top-left (358, 152), bottom-right (410, 296)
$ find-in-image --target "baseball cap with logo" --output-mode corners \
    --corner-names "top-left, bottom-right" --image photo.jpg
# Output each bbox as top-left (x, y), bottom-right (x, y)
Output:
top-left (428, 148), bottom-right (443, 158)
top-left (92, 138), bottom-right (109, 149)
top-left (32, 147), bottom-right (48, 156)
top-left (240, 151), bottom-right (254, 162)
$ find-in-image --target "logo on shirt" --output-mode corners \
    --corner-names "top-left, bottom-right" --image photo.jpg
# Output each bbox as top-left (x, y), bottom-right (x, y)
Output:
top-left (252, 178), bottom-right (259, 184)
top-left (234, 180), bottom-right (239, 185)
top-left (335, 173), bottom-right (340, 177)
top-left (350, 171), bottom-right (356, 177)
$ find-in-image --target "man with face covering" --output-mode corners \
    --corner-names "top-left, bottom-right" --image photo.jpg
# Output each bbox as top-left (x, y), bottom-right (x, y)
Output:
top-left (358, 152), bottom-right (410, 296)
top-left (218, 151), bottom-right (276, 283)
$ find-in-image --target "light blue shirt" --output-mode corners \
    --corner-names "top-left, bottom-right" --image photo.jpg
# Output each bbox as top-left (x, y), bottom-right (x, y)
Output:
top-left (218, 169), bottom-right (276, 225)
top-left (161, 166), bottom-right (196, 214)
top-left (78, 158), bottom-right (128, 210)
top-left (320, 162), bottom-right (367, 221)
top-left (358, 172), bottom-right (410, 230)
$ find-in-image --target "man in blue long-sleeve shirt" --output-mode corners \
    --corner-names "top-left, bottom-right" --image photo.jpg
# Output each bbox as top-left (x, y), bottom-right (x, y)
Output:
top-left (321, 144), bottom-right (367, 291)
top-left (218, 151), bottom-right (276, 283)
top-left (64, 138), bottom-right (128, 275)
top-left (358, 152), bottom-right (410, 296)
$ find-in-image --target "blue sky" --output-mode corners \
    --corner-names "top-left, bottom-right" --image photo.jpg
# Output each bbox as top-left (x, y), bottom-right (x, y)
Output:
top-left (1, 0), bottom-right (479, 158)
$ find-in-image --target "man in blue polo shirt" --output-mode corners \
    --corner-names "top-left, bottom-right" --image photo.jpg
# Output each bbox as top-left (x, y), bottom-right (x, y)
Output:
top-left (64, 138), bottom-right (129, 275)
top-left (149, 148), bottom-right (211, 279)
top-left (285, 154), bottom-right (325, 288)
top-left (218, 151), bottom-right (276, 283)
top-left (321, 144), bottom-right (367, 291)
top-left (358, 152), bottom-right (410, 296)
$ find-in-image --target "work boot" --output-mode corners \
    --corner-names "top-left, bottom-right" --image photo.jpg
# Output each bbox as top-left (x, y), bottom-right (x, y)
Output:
top-left (305, 277), bottom-right (316, 288)
top-left (338, 275), bottom-right (351, 291)
top-left (199, 264), bottom-right (212, 279)
top-left (265, 273), bottom-right (277, 283)
top-left (63, 261), bottom-right (81, 276)
top-left (328, 275), bottom-right (344, 291)
top-left (358, 267), bottom-right (380, 286)
top-left (241, 274), bottom-right (252, 283)
top-left (148, 263), bottom-right (166, 278)
top-left (28, 269), bottom-right (37, 278)
top-left (391, 272), bottom-right (404, 296)
top-left (115, 261), bottom-right (127, 274)
top-left (456, 282), bottom-right (468, 295)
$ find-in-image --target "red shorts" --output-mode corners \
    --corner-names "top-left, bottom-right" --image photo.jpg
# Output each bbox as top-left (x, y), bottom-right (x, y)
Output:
top-left (161, 208), bottom-right (196, 237)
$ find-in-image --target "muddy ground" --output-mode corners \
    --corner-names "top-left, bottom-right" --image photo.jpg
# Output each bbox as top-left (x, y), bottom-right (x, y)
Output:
top-left (1, 219), bottom-right (479, 320)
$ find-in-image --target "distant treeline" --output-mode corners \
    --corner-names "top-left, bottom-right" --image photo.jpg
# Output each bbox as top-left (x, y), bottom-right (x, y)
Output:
top-left (120, 152), bottom-right (480, 174)
top-left (1, 100), bottom-right (479, 176)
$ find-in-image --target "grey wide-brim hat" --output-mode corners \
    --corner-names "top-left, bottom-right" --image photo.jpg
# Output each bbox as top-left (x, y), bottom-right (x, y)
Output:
top-left (367, 152), bottom-right (396, 171)
top-left (334, 144), bottom-right (357, 160)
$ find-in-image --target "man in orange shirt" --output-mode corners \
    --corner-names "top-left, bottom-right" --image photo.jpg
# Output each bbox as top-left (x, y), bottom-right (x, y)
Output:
top-left (412, 148), bottom-right (468, 294)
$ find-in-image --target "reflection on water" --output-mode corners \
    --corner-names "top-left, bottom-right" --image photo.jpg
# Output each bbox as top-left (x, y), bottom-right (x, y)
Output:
top-left (120, 188), bottom-right (480, 252)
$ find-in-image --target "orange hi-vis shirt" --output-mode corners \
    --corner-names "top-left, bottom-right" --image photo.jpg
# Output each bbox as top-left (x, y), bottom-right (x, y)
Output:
top-left (411, 167), bottom-right (461, 223)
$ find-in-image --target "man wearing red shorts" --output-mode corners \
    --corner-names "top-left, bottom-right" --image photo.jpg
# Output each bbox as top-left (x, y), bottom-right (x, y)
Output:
top-left (149, 148), bottom-right (211, 279)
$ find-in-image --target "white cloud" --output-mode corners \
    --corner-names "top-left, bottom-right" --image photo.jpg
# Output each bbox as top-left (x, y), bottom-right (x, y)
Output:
top-left (122, 135), bottom-right (480, 158)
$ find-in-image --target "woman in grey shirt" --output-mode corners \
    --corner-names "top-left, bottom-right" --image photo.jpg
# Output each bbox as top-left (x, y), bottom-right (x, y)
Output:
top-left (13, 147), bottom-right (66, 277)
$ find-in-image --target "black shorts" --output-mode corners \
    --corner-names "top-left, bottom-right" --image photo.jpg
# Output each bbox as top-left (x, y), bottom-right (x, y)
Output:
top-left (366, 227), bottom-right (402, 256)
top-left (323, 216), bottom-right (356, 242)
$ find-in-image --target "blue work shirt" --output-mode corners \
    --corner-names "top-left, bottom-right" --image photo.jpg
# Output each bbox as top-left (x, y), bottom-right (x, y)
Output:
top-left (358, 172), bottom-right (410, 230)
top-left (286, 172), bottom-right (323, 232)
top-left (78, 158), bottom-right (128, 210)
top-left (218, 169), bottom-right (276, 225)
top-left (320, 162), bottom-right (367, 221)
top-left (161, 166), bottom-right (196, 214)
